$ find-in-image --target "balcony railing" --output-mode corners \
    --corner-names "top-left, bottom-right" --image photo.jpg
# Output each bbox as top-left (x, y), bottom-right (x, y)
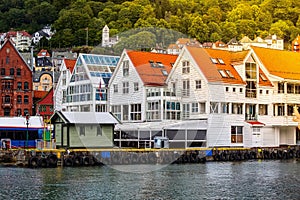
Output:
top-left (245, 114), bottom-right (258, 121)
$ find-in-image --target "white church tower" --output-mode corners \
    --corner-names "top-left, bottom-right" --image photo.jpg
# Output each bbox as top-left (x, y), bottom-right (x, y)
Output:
top-left (102, 25), bottom-right (110, 47)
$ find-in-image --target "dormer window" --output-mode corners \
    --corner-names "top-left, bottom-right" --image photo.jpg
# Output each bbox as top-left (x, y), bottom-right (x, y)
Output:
top-left (218, 69), bottom-right (228, 78)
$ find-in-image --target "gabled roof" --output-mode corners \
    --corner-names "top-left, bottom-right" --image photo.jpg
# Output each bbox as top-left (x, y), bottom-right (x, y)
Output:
top-left (187, 46), bottom-right (248, 84)
top-left (64, 59), bottom-right (76, 73)
top-left (37, 49), bottom-right (51, 57)
top-left (127, 50), bottom-right (178, 86)
top-left (252, 46), bottom-right (300, 80)
top-left (37, 88), bottom-right (53, 105)
top-left (239, 36), bottom-right (253, 43)
top-left (52, 111), bottom-right (119, 124)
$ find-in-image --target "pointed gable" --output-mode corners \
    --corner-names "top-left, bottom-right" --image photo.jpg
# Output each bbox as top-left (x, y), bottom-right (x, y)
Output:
top-left (64, 59), bottom-right (76, 73)
top-left (252, 46), bottom-right (300, 80)
top-left (187, 46), bottom-right (247, 84)
top-left (127, 50), bottom-right (177, 86)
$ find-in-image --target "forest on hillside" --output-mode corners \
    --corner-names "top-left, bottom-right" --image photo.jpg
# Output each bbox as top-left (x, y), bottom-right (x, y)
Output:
top-left (1, 0), bottom-right (300, 51)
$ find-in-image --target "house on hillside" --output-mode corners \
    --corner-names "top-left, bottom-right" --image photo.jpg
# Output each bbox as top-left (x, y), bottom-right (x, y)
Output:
top-left (50, 111), bottom-right (119, 148)
top-left (0, 39), bottom-right (33, 116)
top-left (0, 31), bottom-right (32, 51)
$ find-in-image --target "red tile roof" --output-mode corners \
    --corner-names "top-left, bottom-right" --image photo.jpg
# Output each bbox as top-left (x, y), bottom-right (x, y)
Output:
top-left (64, 59), bottom-right (76, 73)
top-left (37, 88), bottom-right (53, 105)
top-left (34, 91), bottom-right (48, 99)
top-left (187, 46), bottom-right (247, 84)
top-left (127, 50), bottom-right (178, 86)
top-left (252, 46), bottom-right (300, 80)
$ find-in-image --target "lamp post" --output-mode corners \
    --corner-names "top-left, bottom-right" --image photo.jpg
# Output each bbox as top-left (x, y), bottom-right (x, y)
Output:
top-left (25, 114), bottom-right (30, 149)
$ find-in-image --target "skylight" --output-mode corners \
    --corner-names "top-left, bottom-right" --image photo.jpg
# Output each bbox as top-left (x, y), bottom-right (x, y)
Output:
top-left (218, 58), bottom-right (225, 64)
top-left (226, 70), bottom-right (235, 78)
top-left (218, 69), bottom-right (228, 78)
top-left (161, 69), bottom-right (168, 76)
top-left (211, 58), bottom-right (218, 64)
top-left (259, 73), bottom-right (267, 81)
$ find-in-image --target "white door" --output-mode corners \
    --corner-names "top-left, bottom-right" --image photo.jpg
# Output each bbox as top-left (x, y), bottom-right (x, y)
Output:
top-left (252, 127), bottom-right (262, 147)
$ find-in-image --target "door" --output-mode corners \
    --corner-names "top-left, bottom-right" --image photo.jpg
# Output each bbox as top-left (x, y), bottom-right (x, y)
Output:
top-left (252, 127), bottom-right (262, 147)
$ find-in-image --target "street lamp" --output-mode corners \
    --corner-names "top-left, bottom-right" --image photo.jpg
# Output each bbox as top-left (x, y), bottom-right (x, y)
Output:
top-left (25, 114), bottom-right (30, 149)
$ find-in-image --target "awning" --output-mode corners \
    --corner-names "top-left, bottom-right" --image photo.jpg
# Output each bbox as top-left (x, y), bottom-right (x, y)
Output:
top-left (247, 121), bottom-right (265, 126)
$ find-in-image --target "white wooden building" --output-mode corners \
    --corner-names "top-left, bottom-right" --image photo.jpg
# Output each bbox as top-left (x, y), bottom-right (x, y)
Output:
top-left (62, 53), bottom-right (120, 112)
top-left (108, 47), bottom-right (300, 149)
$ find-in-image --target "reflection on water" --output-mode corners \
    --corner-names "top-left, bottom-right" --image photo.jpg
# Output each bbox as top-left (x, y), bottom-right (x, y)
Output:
top-left (0, 160), bottom-right (300, 200)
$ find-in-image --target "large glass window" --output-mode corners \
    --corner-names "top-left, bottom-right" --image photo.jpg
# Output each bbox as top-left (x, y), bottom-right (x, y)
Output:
top-left (182, 80), bottom-right (190, 97)
top-left (130, 104), bottom-right (141, 121)
top-left (147, 101), bottom-right (160, 121)
top-left (245, 62), bottom-right (257, 79)
top-left (231, 126), bottom-right (243, 143)
top-left (123, 82), bottom-right (129, 94)
top-left (232, 103), bottom-right (243, 114)
top-left (111, 105), bottom-right (121, 120)
top-left (182, 61), bottom-right (190, 74)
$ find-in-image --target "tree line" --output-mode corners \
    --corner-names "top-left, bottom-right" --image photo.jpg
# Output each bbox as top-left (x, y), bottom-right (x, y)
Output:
top-left (1, 0), bottom-right (300, 51)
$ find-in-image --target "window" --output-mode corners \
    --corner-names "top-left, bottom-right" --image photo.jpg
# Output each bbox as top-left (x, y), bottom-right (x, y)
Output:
top-left (218, 70), bottom-right (228, 78)
top-left (260, 90), bottom-right (263, 94)
top-left (130, 104), bottom-right (141, 121)
top-left (182, 61), bottom-right (190, 74)
top-left (1, 68), bottom-right (5, 75)
top-left (218, 58), bottom-right (225, 64)
top-left (24, 109), bottom-right (29, 115)
top-left (233, 88), bottom-right (236, 92)
top-left (10, 68), bottom-right (14, 75)
top-left (24, 82), bottom-right (29, 90)
top-left (225, 87), bottom-right (229, 92)
top-left (259, 104), bottom-right (268, 115)
top-left (17, 68), bottom-right (21, 76)
top-left (80, 126), bottom-right (85, 136)
top-left (210, 58), bottom-right (218, 64)
top-left (221, 102), bottom-right (229, 113)
top-left (17, 82), bottom-right (22, 90)
top-left (113, 84), bottom-right (118, 93)
top-left (146, 101), bottom-right (160, 121)
top-left (195, 80), bottom-right (201, 89)
top-left (226, 70), bottom-right (234, 78)
top-left (97, 125), bottom-right (102, 136)
top-left (123, 82), bottom-right (129, 94)
top-left (134, 82), bottom-right (139, 92)
top-left (166, 101), bottom-right (181, 120)
top-left (240, 88), bottom-right (243, 93)
top-left (260, 73), bottom-right (267, 81)
top-left (275, 104), bottom-right (285, 116)
top-left (161, 70), bottom-right (168, 76)
top-left (17, 95), bottom-right (22, 104)
top-left (4, 95), bottom-right (10, 103)
top-left (199, 102), bottom-right (205, 114)
top-left (182, 80), bottom-right (190, 97)
top-left (111, 105), bottom-right (121, 120)
top-left (232, 103), bottom-right (243, 114)
top-left (4, 108), bottom-right (10, 116)
top-left (17, 109), bottom-right (21, 116)
top-left (6, 56), bottom-right (9, 64)
top-left (123, 105), bottom-right (129, 121)
top-left (245, 62), bottom-right (257, 79)
top-left (266, 90), bottom-right (269, 94)
top-left (24, 95), bottom-right (29, 104)
top-left (192, 103), bottom-right (198, 113)
top-left (123, 60), bottom-right (129, 76)
top-left (210, 102), bottom-right (219, 113)
top-left (182, 103), bottom-right (190, 119)
top-left (231, 126), bottom-right (243, 143)
top-left (278, 83), bottom-right (284, 93)
top-left (50, 106), bottom-right (53, 112)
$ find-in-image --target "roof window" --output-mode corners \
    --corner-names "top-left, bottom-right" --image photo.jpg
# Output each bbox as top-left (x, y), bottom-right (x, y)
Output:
top-left (218, 69), bottom-right (228, 78)
top-left (225, 70), bottom-right (234, 78)
top-left (211, 58), bottom-right (218, 64)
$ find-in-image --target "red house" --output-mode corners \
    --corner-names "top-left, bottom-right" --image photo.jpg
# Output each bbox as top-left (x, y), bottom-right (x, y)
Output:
top-left (0, 39), bottom-right (33, 116)
top-left (36, 88), bottom-right (53, 121)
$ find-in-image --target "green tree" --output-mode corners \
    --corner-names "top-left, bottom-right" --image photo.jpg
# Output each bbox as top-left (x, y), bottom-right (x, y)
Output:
top-left (188, 16), bottom-right (209, 42)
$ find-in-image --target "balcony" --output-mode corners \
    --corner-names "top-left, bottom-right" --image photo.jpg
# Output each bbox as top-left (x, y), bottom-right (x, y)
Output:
top-left (245, 114), bottom-right (258, 121)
